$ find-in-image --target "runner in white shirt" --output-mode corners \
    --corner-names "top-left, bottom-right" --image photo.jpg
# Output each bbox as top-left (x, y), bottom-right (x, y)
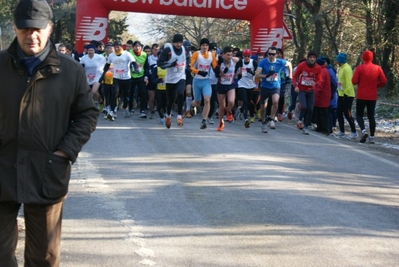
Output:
top-left (80, 44), bottom-right (106, 102)
top-left (100, 40), bottom-right (139, 118)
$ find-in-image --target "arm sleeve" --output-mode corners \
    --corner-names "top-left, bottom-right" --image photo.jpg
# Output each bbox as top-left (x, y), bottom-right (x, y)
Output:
top-left (190, 52), bottom-right (200, 74)
top-left (377, 67), bottom-right (388, 88)
top-left (56, 68), bottom-right (99, 163)
top-left (143, 57), bottom-right (150, 78)
top-left (157, 48), bottom-right (173, 69)
top-left (352, 67), bottom-right (359, 85)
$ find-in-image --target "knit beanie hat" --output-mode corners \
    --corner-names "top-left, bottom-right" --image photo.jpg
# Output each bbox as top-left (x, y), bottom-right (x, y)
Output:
top-left (316, 56), bottom-right (326, 65)
top-left (200, 38), bottom-right (210, 46)
top-left (172, 34), bottom-right (183, 43)
top-left (336, 52), bottom-right (347, 64)
top-left (307, 51), bottom-right (317, 58)
top-left (362, 50), bottom-right (373, 62)
top-left (86, 44), bottom-right (96, 50)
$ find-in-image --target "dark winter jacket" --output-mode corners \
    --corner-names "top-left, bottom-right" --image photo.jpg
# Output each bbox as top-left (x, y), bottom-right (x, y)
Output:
top-left (0, 38), bottom-right (99, 204)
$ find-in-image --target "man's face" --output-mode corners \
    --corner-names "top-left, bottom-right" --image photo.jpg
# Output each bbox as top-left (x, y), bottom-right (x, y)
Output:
top-left (125, 44), bottom-right (132, 50)
top-left (87, 48), bottom-right (95, 56)
top-left (144, 48), bottom-right (151, 55)
top-left (267, 49), bottom-right (277, 61)
top-left (106, 46), bottom-right (114, 54)
top-left (97, 45), bottom-right (104, 51)
top-left (173, 41), bottom-right (183, 49)
top-left (308, 55), bottom-right (317, 64)
top-left (200, 43), bottom-right (209, 53)
top-left (114, 45), bottom-right (122, 54)
top-left (223, 51), bottom-right (233, 61)
top-left (58, 47), bottom-right (66, 54)
top-left (133, 44), bottom-right (142, 53)
top-left (151, 46), bottom-right (159, 56)
top-left (14, 22), bottom-right (53, 56)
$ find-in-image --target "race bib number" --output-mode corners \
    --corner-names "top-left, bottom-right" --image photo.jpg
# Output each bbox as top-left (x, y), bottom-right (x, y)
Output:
top-left (198, 63), bottom-right (210, 72)
top-left (337, 82), bottom-right (342, 90)
top-left (114, 69), bottom-right (126, 78)
top-left (137, 63), bottom-right (143, 73)
top-left (174, 62), bottom-right (185, 73)
top-left (87, 74), bottom-right (95, 82)
top-left (300, 77), bottom-right (314, 86)
top-left (221, 73), bottom-right (234, 84)
top-left (266, 73), bottom-right (278, 82)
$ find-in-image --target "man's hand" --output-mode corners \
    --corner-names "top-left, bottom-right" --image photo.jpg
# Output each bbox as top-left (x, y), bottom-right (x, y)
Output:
top-left (266, 70), bottom-right (275, 78)
top-left (246, 68), bottom-right (254, 75)
top-left (53, 150), bottom-right (68, 158)
top-left (198, 71), bottom-right (208, 77)
top-left (171, 59), bottom-right (178, 67)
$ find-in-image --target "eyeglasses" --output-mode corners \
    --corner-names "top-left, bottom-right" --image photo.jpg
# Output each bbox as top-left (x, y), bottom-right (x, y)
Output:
top-left (268, 53), bottom-right (276, 56)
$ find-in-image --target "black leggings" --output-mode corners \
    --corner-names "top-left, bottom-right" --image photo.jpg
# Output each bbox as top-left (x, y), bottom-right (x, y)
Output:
top-left (209, 84), bottom-right (218, 119)
top-left (237, 87), bottom-right (254, 120)
top-left (337, 96), bottom-right (356, 133)
top-left (166, 79), bottom-right (185, 116)
top-left (356, 99), bottom-right (376, 136)
top-left (156, 89), bottom-right (167, 118)
top-left (102, 84), bottom-right (117, 112)
top-left (114, 78), bottom-right (131, 110)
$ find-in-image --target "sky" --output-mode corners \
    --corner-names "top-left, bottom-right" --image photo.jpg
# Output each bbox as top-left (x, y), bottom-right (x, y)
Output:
top-left (127, 13), bottom-right (152, 44)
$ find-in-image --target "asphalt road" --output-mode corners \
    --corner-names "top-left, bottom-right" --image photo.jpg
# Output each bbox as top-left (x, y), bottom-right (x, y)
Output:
top-left (17, 112), bottom-right (399, 267)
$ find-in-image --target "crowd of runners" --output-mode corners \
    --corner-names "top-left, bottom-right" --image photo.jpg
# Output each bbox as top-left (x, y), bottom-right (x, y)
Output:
top-left (60, 34), bottom-right (387, 143)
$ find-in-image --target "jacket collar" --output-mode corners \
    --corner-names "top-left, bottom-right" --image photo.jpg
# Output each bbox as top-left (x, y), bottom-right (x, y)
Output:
top-left (8, 38), bottom-right (61, 73)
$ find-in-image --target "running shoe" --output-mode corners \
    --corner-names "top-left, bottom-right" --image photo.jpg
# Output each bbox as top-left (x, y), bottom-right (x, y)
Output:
top-left (166, 117), bottom-right (171, 129)
top-left (139, 112), bottom-right (147, 118)
top-left (302, 127), bottom-right (309, 135)
top-left (347, 132), bottom-right (358, 140)
top-left (297, 121), bottom-right (303, 130)
top-left (333, 132), bottom-right (345, 138)
top-left (268, 119), bottom-right (276, 129)
top-left (149, 112), bottom-right (155, 119)
top-left (261, 122), bottom-right (268, 133)
top-left (287, 111), bottom-right (293, 120)
top-left (277, 113), bottom-right (283, 122)
top-left (124, 109), bottom-right (131, 118)
top-left (185, 110), bottom-right (192, 118)
top-left (368, 136), bottom-right (375, 144)
top-left (160, 118), bottom-right (165, 125)
top-left (244, 119), bottom-right (250, 128)
top-left (107, 111), bottom-right (115, 121)
top-left (207, 118), bottom-right (214, 124)
top-left (226, 109), bottom-right (234, 123)
top-left (255, 110), bottom-right (261, 119)
top-left (360, 133), bottom-right (369, 143)
top-left (217, 120), bottom-right (225, 131)
top-left (249, 117), bottom-right (255, 123)
top-left (177, 117), bottom-right (183, 127)
top-left (200, 120), bottom-right (207, 129)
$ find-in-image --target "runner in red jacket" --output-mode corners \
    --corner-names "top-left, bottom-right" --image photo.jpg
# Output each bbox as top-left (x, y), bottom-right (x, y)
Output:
top-left (352, 50), bottom-right (387, 143)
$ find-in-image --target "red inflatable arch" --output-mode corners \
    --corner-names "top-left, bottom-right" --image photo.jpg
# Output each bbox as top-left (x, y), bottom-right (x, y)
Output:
top-left (75, 0), bottom-right (287, 54)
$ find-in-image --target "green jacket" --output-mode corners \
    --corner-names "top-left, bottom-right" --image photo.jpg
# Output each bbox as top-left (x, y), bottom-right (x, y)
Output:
top-left (337, 63), bottom-right (355, 97)
top-left (130, 51), bottom-right (149, 79)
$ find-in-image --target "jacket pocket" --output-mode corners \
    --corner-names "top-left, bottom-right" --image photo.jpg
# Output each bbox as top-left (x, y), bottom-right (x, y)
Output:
top-left (42, 153), bottom-right (71, 199)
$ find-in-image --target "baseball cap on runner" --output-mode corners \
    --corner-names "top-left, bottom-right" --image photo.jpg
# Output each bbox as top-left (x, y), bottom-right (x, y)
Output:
top-left (183, 40), bottom-right (191, 49)
top-left (14, 0), bottom-right (53, 30)
top-left (242, 49), bottom-right (251, 56)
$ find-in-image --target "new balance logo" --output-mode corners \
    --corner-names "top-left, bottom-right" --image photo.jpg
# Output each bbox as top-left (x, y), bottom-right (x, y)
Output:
top-left (76, 16), bottom-right (108, 41)
top-left (252, 28), bottom-right (284, 54)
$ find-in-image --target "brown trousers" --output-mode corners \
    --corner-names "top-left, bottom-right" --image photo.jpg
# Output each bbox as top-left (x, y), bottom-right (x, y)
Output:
top-left (0, 201), bottom-right (64, 267)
